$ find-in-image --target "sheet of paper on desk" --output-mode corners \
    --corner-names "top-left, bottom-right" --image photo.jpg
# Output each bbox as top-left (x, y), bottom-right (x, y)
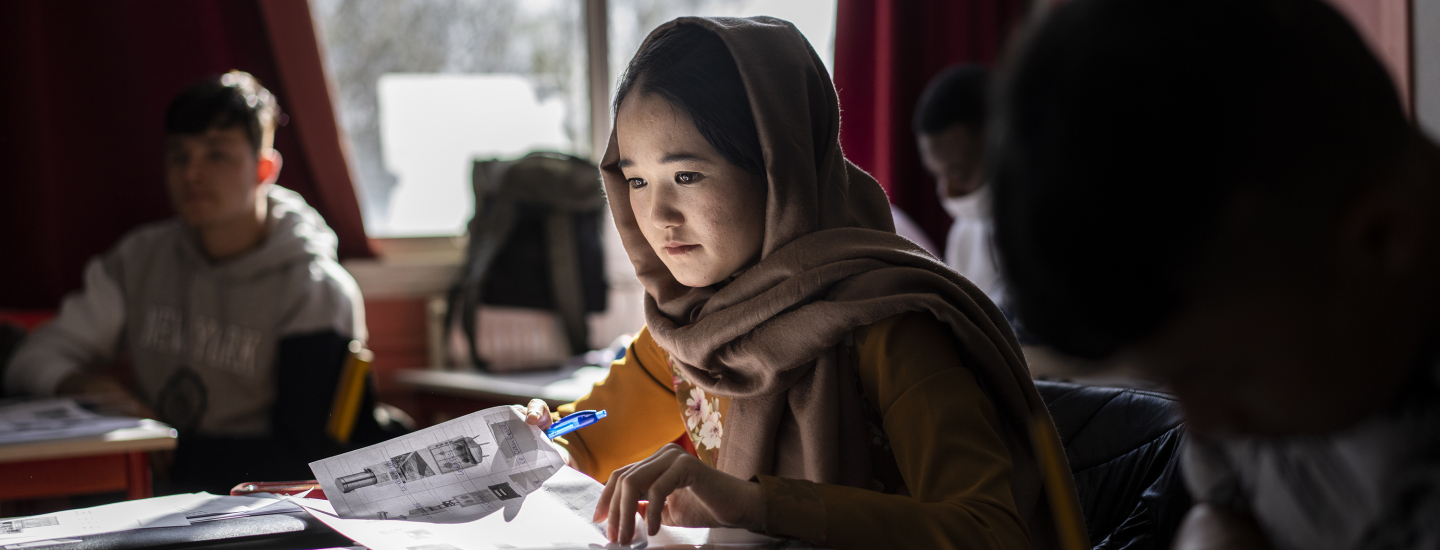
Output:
top-left (310, 405), bottom-right (566, 524)
top-left (294, 466), bottom-right (619, 550)
top-left (0, 493), bottom-right (205, 547)
top-left (181, 495), bottom-right (304, 523)
top-left (0, 399), bottom-right (141, 445)
top-left (0, 493), bottom-right (300, 548)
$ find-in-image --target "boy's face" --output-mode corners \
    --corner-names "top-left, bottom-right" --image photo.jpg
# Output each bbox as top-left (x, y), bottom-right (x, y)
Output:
top-left (918, 124), bottom-right (986, 199)
top-left (164, 126), bottom-right (266, 228)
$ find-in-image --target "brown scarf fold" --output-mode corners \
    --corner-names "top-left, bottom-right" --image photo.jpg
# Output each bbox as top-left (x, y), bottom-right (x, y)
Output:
top-left (601, 16), bottom-right (1073, 547)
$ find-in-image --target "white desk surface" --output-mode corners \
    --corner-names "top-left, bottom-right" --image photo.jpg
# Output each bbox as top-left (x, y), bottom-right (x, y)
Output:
top-left (396, 365), bottom-right (611, 406)
top-left (0, 419), bottom-right (177, 463)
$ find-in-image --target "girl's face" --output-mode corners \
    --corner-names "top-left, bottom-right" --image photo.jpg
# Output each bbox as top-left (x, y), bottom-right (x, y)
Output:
top-left (617, 92), bottom-right (766, 288)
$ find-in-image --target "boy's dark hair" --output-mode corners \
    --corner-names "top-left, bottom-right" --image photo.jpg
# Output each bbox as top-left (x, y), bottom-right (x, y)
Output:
top-left (913, 64), bottom-right (990, 134)
top-left (614, 24), bottom-right (765, 177)
top-left (164, 71), bottom-right (280, 153)
top-left (991, 0), bottom-right (1410, 359)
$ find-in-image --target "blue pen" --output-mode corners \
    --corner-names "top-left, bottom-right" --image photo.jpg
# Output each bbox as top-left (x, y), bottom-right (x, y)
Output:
top-left (547, 410), bottom-right (608, 439)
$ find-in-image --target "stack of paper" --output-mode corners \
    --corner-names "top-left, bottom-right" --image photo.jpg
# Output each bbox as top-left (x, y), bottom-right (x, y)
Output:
top-left (0, 493), bottom-right (298, 548)
top-left (181, 495), bottom-right (304, 523)
top-left (0, 399), bottom-right (141, 445)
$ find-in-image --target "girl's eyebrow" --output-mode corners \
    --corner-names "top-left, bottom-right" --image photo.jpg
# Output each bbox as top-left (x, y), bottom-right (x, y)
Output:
top-left (658, 152), bottom-right (707, 164)
top-left (617, 151), bottom-right (711, 170)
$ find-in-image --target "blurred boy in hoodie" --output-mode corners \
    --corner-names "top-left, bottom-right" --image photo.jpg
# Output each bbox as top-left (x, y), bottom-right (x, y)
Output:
top-left (6, 71), bottom-right (375, 493)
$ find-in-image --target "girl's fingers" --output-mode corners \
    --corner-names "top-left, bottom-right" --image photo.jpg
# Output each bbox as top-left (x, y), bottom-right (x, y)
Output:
top-left (516, 404), bottom-right (539, 426)
top-left (525, 399), bottom-right (551, 428)
top-left (595, 462), bottom-right (636, 522)
top-left (613, 469), bottom-right (643, 543)
top-left (645, 464), bottom-right (690, 535)
top-left (608, 453), bottom-right (675, 543)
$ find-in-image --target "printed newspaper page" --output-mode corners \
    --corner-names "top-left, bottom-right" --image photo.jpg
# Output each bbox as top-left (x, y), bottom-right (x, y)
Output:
top-left (310, 405), bottom-right (564, 523)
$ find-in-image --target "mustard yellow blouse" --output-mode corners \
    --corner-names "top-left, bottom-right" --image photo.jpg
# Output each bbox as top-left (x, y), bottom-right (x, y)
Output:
top-left (555, 312), bottom-right (1028, 549)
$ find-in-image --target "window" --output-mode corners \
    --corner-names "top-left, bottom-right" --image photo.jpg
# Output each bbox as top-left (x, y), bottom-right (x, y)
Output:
top-left (314, 0), bottom-right (836, 238)
top-left (313, 0), bottom-right (588, 237)
top-left (320, 0), bottom-right (837, 355)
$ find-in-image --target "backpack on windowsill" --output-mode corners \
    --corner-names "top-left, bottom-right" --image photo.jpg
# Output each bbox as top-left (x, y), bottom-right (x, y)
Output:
top-left (444, 151), bottom-right (608, 372)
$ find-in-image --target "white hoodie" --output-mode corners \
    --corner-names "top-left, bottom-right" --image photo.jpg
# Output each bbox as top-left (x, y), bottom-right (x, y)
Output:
top-left (6, 187), bottom-right (365, 437)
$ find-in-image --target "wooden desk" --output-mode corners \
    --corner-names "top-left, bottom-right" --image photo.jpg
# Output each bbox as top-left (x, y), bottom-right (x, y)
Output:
top-left (396, 366), bottom-right (609, 426)
top-left (0, 419), bottom-right (176, 501)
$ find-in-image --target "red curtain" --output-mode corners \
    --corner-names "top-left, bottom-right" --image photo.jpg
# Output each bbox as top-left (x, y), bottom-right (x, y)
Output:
top-left (0, 0), bottom-right (373, 310)
top-left (833, 0), bottom-right (1029, 248)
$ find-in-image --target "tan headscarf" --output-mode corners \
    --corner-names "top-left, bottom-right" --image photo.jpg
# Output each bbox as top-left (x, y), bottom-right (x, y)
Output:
top-left (601, 16), bottom-right (1073, 547)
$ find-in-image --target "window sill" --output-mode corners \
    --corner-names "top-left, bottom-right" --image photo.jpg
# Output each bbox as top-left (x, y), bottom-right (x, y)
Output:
top-left (343, 236), bottom-right (466, 299)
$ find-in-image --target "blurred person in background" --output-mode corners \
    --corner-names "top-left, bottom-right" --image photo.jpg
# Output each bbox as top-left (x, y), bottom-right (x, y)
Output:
top-left (915, 65), bottom-right (1004, 308)
top-left (992, 0), bottom-right (1440, 548)
top-left (5, 71), bottom-right (381, 493)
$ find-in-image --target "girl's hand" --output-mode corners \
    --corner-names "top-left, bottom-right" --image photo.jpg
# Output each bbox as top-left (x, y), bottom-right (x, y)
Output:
top-left (593, 444), bottom-right (764, 544)
top-left (518, 399), bottom-right (579, 469)
top-left (515, 398), bottom-right (553, 430)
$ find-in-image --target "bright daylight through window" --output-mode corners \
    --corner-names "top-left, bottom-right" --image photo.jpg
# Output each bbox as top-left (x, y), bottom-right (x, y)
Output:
top-left (313, 0), bottom-right (837, 238)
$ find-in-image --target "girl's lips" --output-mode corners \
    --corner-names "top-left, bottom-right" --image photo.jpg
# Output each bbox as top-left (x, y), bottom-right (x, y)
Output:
top-left (664, 244), bottom-right (699, 255)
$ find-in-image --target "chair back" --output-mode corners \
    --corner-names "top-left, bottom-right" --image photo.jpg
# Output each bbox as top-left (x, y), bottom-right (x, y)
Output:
top-left (1036, 380), bottom-right (1192, 550)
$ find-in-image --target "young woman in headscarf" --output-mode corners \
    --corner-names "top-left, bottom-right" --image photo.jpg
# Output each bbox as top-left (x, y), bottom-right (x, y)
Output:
top-left (519, 16), bottom-right (1077, 549)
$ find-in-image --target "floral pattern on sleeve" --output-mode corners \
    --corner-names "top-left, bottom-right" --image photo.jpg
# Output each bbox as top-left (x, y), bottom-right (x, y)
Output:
top-left (668, 355), bottom-right (728, 468)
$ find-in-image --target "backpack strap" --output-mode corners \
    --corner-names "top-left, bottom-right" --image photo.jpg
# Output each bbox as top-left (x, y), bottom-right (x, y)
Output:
top-left (545, 210), bottom-right (589, 355)
top-left (447, 158), bottom-right (519, 370)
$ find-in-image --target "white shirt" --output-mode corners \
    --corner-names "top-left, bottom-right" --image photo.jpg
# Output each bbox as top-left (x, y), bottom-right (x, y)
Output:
top-left (941, 185), bottom-right (1005, 308)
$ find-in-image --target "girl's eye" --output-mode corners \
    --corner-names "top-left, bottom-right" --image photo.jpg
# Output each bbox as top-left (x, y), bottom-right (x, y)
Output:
top-left (675, 172), bottom-right (701, 184)
top-left (627, 178), bottom-right (647, 189)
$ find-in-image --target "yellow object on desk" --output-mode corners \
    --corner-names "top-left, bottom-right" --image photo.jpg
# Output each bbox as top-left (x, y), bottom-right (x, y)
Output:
top-left (326, 341), bottom-right (373, 444)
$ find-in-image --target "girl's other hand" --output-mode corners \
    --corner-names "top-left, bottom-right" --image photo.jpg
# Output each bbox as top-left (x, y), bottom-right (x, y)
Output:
top-left (593, 444), bottom-right (764, 544)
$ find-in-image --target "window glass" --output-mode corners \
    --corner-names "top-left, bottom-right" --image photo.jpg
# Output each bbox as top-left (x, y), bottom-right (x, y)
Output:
top-left (607, 0), bottom-right (839, 97)
top-left (314, 0), bottom-right (588, 237)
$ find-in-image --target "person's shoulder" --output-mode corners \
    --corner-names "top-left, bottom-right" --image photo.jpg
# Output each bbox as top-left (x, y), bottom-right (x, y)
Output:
top-left (287, 254), bottom-right (360, 308)
top-left (273, 254), bottom-right (364, 338)
top-left (855, 311), bottom-right (966, 397)
top-left (626, 326), bottom-right (676, 382)
top-left (857, 311), bottom-right (955, 356)
top-left (302, 255), bottom-right (361, 302)
top-left (98, 218), bottom-right (190, 280)
top-left (107, 218), bottom-right (187, 258)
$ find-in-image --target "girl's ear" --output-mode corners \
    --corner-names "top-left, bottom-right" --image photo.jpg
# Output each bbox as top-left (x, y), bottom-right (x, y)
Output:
top-left (256, 149), bottom-right (283, 186)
